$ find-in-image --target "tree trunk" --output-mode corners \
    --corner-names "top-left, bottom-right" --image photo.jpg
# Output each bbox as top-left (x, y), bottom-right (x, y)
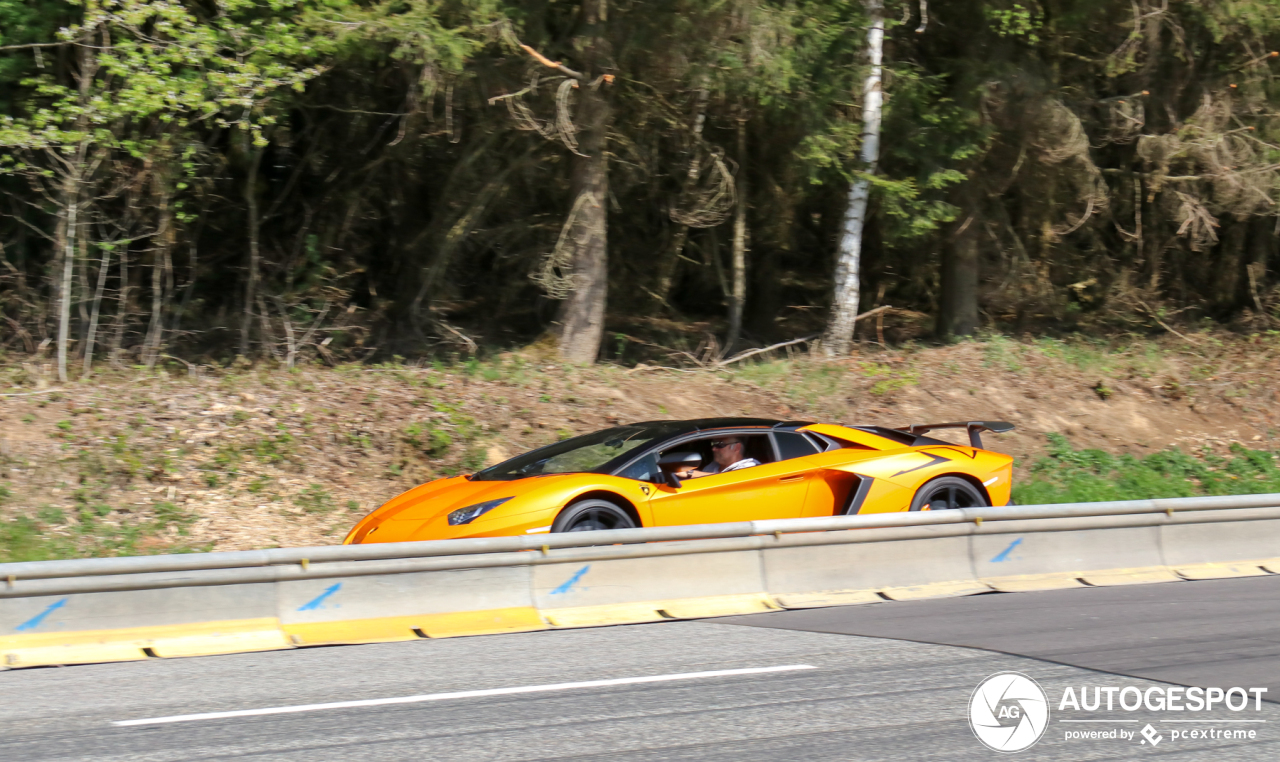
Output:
top-left (939, 214), bottom-right (980, 338)
top-left (55, 43), bottom-right (98, 380)
top-left (410, 142), bottom-right (531, 325)
top-left (821, 0), bottom-right (884, 356)
top-left (82, 243), bottom-right (110, 377)
top-left (172, 216), bottom-right (204, 335)
top-left (1214, 218), bottom-right (1245, 312)
top-left (555, 0), bottom-right (611, 364)
top-left (652, 86), bottom-right (709, 308)
top-left (239, 143), bottom-right (264, 358)
top-left (56, 173), bottom-right (78, 383)
top-left (725, 117), bottom-right (748, 353)
top-left (110, 244), bottom-right (129, 365)
top-left (143, 181), bottom-right (174, 369)
top-left (76, 228), bottom-right (90, 353)
top-left (1245, 215), bottom-right (1273, 313)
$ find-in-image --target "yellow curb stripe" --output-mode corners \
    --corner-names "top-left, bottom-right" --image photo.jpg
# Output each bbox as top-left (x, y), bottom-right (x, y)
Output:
top-left (0, 618), bottom-right (288, 667)
top-left (1078, 567), bottom-right (1180, 587)
top-left (877, 581), bottom-right (991, 601)
top-left (282, 607), bottom-right (547, 645)
top-left (1174, 562), bottom-right (1273, 580)
top-left (774, 590), bottom-right (883, 609)
top-left (979, 573), bottom-right (1089, 592)
top-left (543, 594), bottom-right (775, 628)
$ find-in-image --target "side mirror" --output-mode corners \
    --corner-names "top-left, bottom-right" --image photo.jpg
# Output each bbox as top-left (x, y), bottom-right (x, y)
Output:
top-left (663, 471), bottom-right (682, 489)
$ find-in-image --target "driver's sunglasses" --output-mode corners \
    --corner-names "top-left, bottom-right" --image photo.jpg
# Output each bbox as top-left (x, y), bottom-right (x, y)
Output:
top-left (709, 441), bottom-right (739, 449)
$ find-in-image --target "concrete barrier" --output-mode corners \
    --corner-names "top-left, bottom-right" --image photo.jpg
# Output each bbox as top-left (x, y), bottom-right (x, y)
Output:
top-left (533, 549), bottom-right (773, 627)
top-left (972, 518), bottom-right (1176, 592)
top-left (1160, 511), bottom-right (1280, 579)
top-left (278, 566), bottom-right (543, 645)
top-left (763, 527), bottom-right (983, 608)
top-left (0, 584), bottom-right (282, 667)
top-left (3, 494), bottom-right (1280, 668)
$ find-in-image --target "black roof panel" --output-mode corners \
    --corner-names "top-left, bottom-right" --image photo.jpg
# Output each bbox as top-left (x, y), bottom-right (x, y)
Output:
top-left (627, 417), bottom-right (781, 434)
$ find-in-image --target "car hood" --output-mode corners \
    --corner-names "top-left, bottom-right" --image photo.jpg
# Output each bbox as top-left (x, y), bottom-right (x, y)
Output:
top-left (369, 473), bottom-right (572, 524)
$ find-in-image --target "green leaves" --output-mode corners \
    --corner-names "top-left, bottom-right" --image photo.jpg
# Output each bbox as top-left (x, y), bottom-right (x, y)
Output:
top-left (2, 0), bottom-right (334, 161)
top-left (986, 3), bottom-right (1041, 45)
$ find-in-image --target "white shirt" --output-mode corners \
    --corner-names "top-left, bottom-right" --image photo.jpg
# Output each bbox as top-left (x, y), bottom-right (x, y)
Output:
top-left (702, 457), bottom-right (761, 474)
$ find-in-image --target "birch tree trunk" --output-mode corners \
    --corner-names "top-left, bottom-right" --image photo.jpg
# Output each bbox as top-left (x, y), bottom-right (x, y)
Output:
top-left (55, 43), bottom-right (98, 382)
top-left (56, 176), bottom-right (78, 382)
top-left (821, 0), bottom-right (884, 357)
top-left (555, 0), bottom-right (611, 364)
top-left (143, 181), bottom-right (173, 369)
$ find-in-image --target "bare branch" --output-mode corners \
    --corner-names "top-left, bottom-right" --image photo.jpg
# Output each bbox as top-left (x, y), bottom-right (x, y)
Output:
top-left (718, 306), bottom-right (894, 366)
top-left (0, 41), bottom-right (67, 52)
top-left (519, 43), bottom-right (585, 81)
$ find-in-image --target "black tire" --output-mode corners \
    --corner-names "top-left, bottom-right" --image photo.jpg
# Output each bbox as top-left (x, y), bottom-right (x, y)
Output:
top-left (551, 499), bottom-right (636, 533)
top-left (909, 476), bottom-right (989, 512)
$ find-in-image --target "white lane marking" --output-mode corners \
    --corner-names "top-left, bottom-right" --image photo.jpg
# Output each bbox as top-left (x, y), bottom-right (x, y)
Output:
top-left (983, 477), bottom-right (999, 486)
top-left (525, 526), bottom-right (552, 534)
top-left (113, 664), bottom-right (817, 727)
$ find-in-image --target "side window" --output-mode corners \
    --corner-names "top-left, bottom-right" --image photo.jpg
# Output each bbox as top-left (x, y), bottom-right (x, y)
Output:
top-left (774, 431), bottom-right (819, 461)
top-left (617, 452), bottom-right (661, 482)
top-left (804, 432), bottom-right (839, 452)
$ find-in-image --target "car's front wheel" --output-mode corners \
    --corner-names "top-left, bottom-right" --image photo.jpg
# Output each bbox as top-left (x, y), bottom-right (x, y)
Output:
top-left (909, 476), bottom-right (989, 512)
top-left (551, 499), bottom-right (636, 532)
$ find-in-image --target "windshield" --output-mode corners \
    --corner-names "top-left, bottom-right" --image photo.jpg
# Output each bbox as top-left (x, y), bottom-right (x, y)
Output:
top-left (472, 424), bottom-right (678, 481)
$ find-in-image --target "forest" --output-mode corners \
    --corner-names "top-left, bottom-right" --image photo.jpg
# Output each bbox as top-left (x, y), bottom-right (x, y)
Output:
top-left (2, 0), bottom-right (1280, 377)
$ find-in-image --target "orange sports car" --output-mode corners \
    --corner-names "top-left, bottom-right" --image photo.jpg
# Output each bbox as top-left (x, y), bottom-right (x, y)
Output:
top-left (344, 418), bottom-right (1015, 544)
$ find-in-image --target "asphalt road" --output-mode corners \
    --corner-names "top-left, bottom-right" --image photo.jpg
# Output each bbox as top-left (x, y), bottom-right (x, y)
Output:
top-left (1, 579), bottom-right (1277, 761)
top-left (725, 575), bottom-right (1280, 698)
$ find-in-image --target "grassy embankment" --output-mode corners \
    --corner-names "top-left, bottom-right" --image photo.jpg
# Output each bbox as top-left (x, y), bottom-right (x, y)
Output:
top-left (2, 332), bottom-right (1278, 562)
top-left (1015, 435), bottom-right (1280, 504)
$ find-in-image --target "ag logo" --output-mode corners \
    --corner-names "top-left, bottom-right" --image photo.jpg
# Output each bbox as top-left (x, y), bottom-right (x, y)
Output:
top-left (969, 672), bottom-right (1050, 753)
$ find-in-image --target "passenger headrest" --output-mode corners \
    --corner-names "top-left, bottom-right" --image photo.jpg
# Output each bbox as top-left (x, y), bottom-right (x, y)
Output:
top-left (658, 451), bottom-right (702, 466)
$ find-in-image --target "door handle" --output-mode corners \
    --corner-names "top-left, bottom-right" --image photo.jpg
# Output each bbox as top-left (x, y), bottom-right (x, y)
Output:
top-left (778, 475), bottom-right (805, 483)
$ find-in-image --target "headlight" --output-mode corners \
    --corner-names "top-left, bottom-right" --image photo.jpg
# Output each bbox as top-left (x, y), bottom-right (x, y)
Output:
top-left (448, 497), bottom-right (513, 526)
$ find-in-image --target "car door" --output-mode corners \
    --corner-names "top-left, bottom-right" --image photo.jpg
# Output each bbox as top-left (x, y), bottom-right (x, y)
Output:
top-left (647, 432), bottom-right (812, 526)
top-left (770, 430), bottom-right (856, 517)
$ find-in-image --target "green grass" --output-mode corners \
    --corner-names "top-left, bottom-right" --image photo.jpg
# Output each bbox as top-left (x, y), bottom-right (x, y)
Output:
top-left (737, 358), bottom-right (908, 409)
top-left (1013, 435), bottom-right (1280, 504)
top-left (0, 499), bottom-right (206, 563)
top-left (0, 516), bottom-right (76, 562)
top-left (294, 484), bottom-right (336, 514)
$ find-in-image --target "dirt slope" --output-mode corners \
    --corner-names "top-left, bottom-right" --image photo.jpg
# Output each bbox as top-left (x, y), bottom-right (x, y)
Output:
top-left (0, 335), bottom-right (1274, 555)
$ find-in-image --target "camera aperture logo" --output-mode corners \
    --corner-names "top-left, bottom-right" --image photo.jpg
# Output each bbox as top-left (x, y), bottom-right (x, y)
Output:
top-left (969, 672), bottom-right (1051, 753)
top-left (968, 674), bottom-right (1268, 752)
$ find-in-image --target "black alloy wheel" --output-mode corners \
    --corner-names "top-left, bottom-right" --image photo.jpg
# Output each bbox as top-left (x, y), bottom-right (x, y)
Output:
top-left (908, 476), bottom-right (989, 512)
top-left (551, 499), bottom-right (637, 533)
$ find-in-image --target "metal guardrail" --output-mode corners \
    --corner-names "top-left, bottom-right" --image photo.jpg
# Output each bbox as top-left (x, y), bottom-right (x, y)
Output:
top-left (3, 493), bottom-right (1278, 583)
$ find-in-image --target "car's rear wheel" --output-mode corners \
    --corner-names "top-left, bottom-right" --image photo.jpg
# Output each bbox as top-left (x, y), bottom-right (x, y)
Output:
top-left (551, 499), bottom-right (636, 533)
top-left (909, 476), bottom-right (988, 512)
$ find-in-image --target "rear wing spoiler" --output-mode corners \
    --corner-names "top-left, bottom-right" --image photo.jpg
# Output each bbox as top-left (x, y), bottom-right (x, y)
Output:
top-left (897, 421), bottom-right (1014, 449)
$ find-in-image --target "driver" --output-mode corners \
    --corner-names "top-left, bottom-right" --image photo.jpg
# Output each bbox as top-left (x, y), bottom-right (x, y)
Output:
top-left (684, 436), bottom-right (760, 478)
